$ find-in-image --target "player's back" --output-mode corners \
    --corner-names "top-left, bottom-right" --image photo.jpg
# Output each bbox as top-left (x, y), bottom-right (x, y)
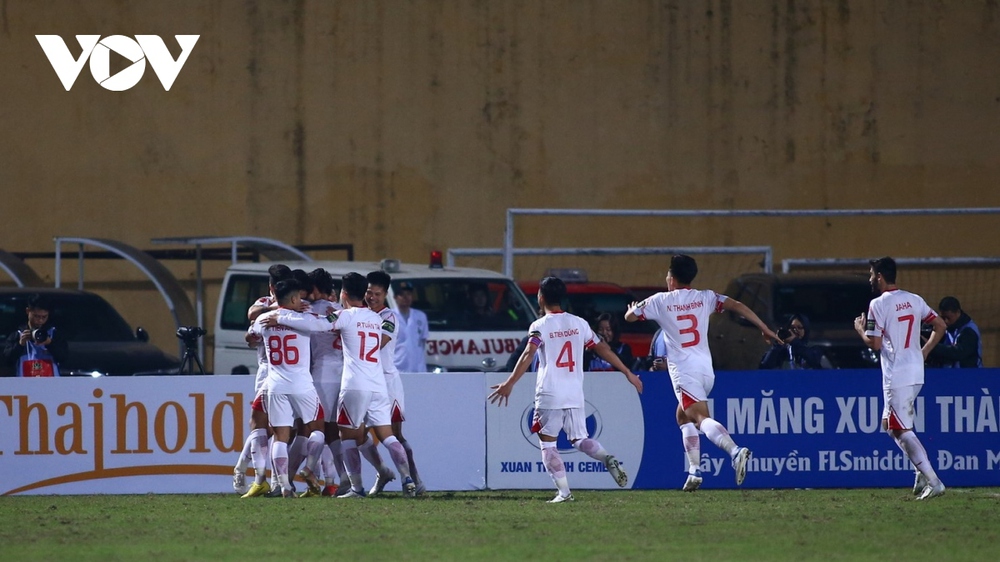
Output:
top-left (638, 288), bottom-right (725, 376)
top-left (334, 307), bottom-right (387, 392)
top-left (867, 289), bottom-right (936, 387)
top-left (531, 312), bottom-right (599, 410)
top-left (308, 298), bottom-right (344, 380)
top-left (254, 309), bottom-right (320, 395)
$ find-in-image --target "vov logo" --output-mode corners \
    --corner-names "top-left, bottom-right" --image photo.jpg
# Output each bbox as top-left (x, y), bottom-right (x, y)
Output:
top-left (36, 35), bottom-right (199, 91)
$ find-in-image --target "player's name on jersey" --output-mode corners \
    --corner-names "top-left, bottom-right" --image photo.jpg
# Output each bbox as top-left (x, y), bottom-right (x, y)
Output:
top-left (355, 321), bottom-right (381, 331)
top-left (895, 301), bottom-right (913, 311)
top-left (665, 300), bottom-right (705, 312)
top-left (548, 328), bottom-right (580, 339)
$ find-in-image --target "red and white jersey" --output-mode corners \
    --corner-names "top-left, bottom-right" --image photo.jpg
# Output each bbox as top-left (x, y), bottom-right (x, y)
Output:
top-left (865, 288), bottom-right (937, 389)
top-left (307, 298), bottom-right (344, 383)
top-left (333, 307), bottom-right (387, 393)
top-left (632, 288), bottom-right (728, 378)
top-left (250, 308), bottom-right (335, 395)
top-left (371, 305), bottom-right (401, 380)
top-left (528, 311), bottom-right (601, 410)
top-left (248, 326), bottom-right (268, 395)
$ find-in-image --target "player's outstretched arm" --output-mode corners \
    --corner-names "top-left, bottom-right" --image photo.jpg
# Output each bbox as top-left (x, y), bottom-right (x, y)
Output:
top-left (722, 299), bottom-right (782, 344)
top-left (488, 341), bottom-right (538, 407)
top-left (922, 315), bottom-right (947, 361)
top-left (592, 341), bottom-right (643, 394)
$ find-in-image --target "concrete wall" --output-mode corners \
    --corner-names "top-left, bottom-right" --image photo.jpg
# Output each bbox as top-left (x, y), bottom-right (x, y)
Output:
top-left (1, 0), bottom-right (998, 367)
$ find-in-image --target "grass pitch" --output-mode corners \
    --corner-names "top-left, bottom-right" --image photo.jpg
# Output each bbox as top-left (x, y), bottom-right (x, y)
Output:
top-left (2, 488), bottom-right (998, 561)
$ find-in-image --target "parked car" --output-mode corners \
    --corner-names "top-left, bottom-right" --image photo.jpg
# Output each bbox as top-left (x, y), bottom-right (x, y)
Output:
top-left (518, 277), bottom-right (656, 356)
top-left (0, 288), bottom-right (181, 376)
top-left (707, 273), bottom-right (878, 370)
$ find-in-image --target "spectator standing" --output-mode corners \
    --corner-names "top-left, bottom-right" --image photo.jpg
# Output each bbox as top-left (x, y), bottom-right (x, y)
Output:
top-left (927, 296), bottom-right (983, 368)
top-left (3, 294), bottom-right (67, 377)
top-left (759, 314), bottom-right (828, 370)
top-left (395, 282), bottom-right (429, 372)
top-left (585, 313), bottom-right (634, 371)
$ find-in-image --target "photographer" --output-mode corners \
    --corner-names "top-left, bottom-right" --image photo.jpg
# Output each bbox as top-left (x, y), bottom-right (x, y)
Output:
top-left (2, 295), bottom-right (68, 377)
top-left (926, 296), bottom-right (982, 368)
top-left (759, 314), bottom-right (827, 370)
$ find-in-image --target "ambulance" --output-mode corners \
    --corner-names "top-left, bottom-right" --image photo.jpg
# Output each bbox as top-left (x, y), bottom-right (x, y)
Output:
top-left (212, 255), bottom-right (538, 374)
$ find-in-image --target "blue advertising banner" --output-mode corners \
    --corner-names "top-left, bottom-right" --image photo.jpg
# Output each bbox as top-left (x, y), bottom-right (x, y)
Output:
top-left (632, 369), bottom-right (1000, 489)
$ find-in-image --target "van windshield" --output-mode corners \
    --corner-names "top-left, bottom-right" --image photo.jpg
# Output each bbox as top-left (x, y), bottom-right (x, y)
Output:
top-left (392, 278), bottom-right (535, 332)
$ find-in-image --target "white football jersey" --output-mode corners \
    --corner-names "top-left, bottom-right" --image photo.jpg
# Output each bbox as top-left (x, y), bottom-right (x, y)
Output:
top-left (371, 305), bottom-right (401, 380)
top-left (333, 307), bottom-right (388, 393)
top-left (528, 311), bottom-right (601, 410)
top-left (308, 298), bottom-right (344, 383)
top-left (250, 308), bottom-right (335, 395)
top-left (865, 288), bottom-right (937, 388)
top-left (632, 288), bottom-right (728, 378)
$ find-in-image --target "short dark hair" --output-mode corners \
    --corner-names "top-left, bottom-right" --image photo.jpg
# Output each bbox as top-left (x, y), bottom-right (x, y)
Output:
top-left (869, 256), bottom-right (897, 284)
top-left (26, 294), bottom-right (52, 311)
top-left (669, 254), bottom-right (698, 285)
top-left (292, 269), bottom-right (313, 293)
top-left (342, 272), bottom-right (368, 301)
top-left (539, 277), bottom-right (567, 306)
top-left (939, 296), bottom-right (961, 313)
top-left (366, 270), bottom-right (392, 291)
top-left (274, 279), bottom-right (301, 303)
top-left (268, 264), bottom-right (292, 286)
top-left (308, 268), bottom-right (334, 296)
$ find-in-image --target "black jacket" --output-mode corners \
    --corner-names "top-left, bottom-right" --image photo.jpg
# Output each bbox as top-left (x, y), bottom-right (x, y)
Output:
top-left (928, 313), bottom-right (982, 368)
top-left (759, 314), bottom-right (826, 370)
top-left (2, 323), bottom-right (69, 376)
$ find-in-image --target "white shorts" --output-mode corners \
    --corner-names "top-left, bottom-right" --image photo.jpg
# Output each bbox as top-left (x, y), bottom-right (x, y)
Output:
top-left (337, 389), bottom-right (392, 429)
top-left (531, 407), bottom-right (588, 441)
top-left (386, 374), bottom-right (406, 423)
top-left (265, 390), bottom-right (323, 428)
top-left (883, 384), bottom-right (921, 431)
top-left (671, 371), bottom-right (715, 410)
top-left (313, 380), bottom-right (342, 424)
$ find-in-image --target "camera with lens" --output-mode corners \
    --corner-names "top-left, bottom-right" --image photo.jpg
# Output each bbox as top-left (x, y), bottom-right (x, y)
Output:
top-left (776, 327), bottom-right (792, 341)
top-left (31, 328), bottom-right (48, 343)
top-left (176, 326), bottom-right (207, 344)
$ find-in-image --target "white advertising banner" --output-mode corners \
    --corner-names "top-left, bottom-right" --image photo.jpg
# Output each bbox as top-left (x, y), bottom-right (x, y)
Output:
top-left (0, 374), bottom-right (485, 495)
top-left (485, 372), bottom-right (646, 489)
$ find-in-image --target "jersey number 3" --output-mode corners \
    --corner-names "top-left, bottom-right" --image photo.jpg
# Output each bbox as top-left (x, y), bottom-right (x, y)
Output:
top-left (677, 314), bottom-right (701, 348)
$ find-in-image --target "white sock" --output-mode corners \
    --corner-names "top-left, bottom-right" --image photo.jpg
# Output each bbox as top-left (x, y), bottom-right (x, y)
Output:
top-left (359, 436), bottom-right (391, 475)
top-left (304, 430), bottom-right (326, 476)
top-left (541, 441), bottom-right (570, 497)
top-left (268, 436), bottom-right (279, 488)
top-left (320, 443), bottom-right (335, 485)
top-left (249, 428), bottom-right (269, 484)
top-left (700, 418), bottom-right (738, 457)
top-left (330, 439), bottom-right (348, 482)
top-left (342, 439), bottom-right (364, 491)
top-left (680, 422), bottom-right (701, 474)
top-left (401, 439), bottom-right (422, 487)
top-left (381, 435), bottom-right (411, 480)
top-left (270, 440), bottom-right (291, 492)
top-left (235, 434), bottom-right (253, 473)
top-left (896, 431), bottom-right (941, 486)
top-left (572, 438), bottom-right (609, 461)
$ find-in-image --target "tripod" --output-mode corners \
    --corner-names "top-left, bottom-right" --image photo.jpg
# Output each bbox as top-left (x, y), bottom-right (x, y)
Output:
top-left (179, 339), bottom-right (206, 375)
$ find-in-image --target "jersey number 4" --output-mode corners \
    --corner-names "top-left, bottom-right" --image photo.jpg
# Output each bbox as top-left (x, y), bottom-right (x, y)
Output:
top-left (267, 335), bottom-right (300, 365)
top-left (677, 314), bottom-right (701, 348)
top-left (556, 341), bottom-right (576, 372)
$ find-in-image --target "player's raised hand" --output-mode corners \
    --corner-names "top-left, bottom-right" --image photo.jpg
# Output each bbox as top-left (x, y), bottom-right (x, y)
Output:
top-left (488, 382), bottom-right (513, 407)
